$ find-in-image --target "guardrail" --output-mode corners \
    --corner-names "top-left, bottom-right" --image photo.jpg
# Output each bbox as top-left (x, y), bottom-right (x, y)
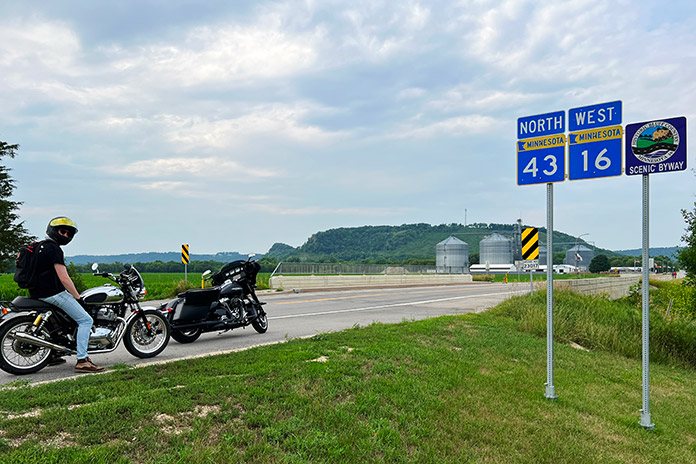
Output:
top-left (269, 262), bottom-right (468, 280)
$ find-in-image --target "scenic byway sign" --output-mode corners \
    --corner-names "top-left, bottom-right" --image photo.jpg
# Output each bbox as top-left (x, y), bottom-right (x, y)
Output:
top-left (625, 116), bottom-right (687, 175)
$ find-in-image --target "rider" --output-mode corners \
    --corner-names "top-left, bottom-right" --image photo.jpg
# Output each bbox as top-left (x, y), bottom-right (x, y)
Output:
top-left (29, 217), bottom-right (104, 373)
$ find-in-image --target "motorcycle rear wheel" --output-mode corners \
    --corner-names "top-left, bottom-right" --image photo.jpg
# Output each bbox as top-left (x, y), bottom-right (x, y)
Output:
top-left (0, 315), bottom-right (52, 375)
top-left (251, 309), bottom-right (268, 334)
top-left (171, 328), bottom-right (202, 344)
top-left (123, 310), bottom-right (170, 358)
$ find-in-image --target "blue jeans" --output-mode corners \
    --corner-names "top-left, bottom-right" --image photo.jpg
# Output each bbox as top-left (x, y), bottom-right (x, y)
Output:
top-left (40, 291), bottom-right (93, 360)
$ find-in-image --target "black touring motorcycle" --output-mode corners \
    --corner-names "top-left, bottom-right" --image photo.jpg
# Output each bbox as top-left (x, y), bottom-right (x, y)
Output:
top-left (0, 264), bottom-right (171, 375)
top-left (159, 255), bottom-right (268, 344)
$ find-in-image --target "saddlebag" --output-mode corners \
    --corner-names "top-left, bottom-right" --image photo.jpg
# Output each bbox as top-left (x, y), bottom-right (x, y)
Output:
top-left (172, 288), bottom-right (221, 322)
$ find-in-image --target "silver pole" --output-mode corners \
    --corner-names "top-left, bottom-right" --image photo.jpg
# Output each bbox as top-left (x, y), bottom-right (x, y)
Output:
top-left (639, 174), bottom-right (654, 429)
top-left (530, 271), bottom-right (534, 296)
top-left (545, 183), bottom-right (557, 399)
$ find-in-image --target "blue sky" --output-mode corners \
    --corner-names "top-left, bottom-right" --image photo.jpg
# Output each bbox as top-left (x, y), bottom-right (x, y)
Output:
top-left (1, 0), bottom-right (695, 256)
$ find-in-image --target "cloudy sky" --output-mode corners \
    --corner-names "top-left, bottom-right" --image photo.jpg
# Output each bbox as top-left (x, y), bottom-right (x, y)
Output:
top-left (1, 0), bottom-right (695, 256)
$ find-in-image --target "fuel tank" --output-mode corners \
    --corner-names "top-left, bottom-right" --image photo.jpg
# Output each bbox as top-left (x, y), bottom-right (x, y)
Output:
top-left (220, 281), bottom-right (243, 298)
top-left (81, 284), bottom-right (124, 305)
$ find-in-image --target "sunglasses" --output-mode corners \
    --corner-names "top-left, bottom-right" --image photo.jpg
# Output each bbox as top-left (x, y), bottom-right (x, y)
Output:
top-left (58, 228), bottom-right (75, 238)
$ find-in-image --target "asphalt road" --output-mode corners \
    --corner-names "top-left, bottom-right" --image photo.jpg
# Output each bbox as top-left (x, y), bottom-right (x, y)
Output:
top-left (0, 282), bottom-right (530, 386)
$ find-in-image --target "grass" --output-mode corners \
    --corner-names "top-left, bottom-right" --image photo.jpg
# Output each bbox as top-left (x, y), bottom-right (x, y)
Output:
top-left (0, 273), bottom-right (272, 302)
top-left (490, 289), bottom-right (696, 370)
top-left (473, 271), bottom-right (621, 283)
top-left (1, 291), bottom-right (696, 462)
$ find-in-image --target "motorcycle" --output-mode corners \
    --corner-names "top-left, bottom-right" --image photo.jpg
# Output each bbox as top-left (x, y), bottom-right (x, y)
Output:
top-left (159, 255), bottom-right (268, 344)
top-left (0, 263), bottom-right (171, 375)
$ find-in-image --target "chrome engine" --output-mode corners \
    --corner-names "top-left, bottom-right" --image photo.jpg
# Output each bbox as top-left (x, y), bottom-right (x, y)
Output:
top-left (87, 318), bottom-right (126, 351)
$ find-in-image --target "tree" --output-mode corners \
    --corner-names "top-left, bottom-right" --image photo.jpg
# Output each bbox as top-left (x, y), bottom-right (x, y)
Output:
top-left (678, 202), bottom-right (696, 284)
top-left (0, 140), bottom-right (34, 272)
top-left (589, 254), bottom-right (611, 273)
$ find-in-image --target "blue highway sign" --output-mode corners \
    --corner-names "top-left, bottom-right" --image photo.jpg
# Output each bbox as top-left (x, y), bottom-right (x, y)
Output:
top-left (569, 101), bottom-right (622, 131)
top-left (625, 116), bottom-right (687, 176)
top-left (568, 125), bottom-right (623, 180)
top-left (518, 110), bottom-right (565, 139)
top-left (517, 134), bottom-right (566, 185)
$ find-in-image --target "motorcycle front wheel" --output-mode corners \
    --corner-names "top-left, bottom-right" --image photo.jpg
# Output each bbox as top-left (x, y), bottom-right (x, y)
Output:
top-left (0, 315), bottom-right (52, 375)
top-left (171, 328), bottom-right (202, 344)
top-left (251, 308), bottom-right (268, 334)
top-left (123, 310), bottom-right (170, 358)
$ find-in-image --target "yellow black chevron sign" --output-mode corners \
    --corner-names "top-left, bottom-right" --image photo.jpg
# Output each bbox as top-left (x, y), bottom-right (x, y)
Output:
top-left (521, 228), bottom-right (539, 260)
top-left (182, 244), bottom-right (190, 264)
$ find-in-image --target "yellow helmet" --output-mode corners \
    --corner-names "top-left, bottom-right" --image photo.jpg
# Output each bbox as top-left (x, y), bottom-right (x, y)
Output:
top-left (47, 216), bottom-right (78, 245)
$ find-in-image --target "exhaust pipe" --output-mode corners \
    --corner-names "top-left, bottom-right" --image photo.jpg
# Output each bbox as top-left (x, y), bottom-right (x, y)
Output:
top-left (14, 332), bottom-right (76, 355)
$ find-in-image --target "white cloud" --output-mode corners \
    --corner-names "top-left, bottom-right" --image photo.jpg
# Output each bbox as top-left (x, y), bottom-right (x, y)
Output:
top-left (0, 19), bottom-right (80, 72)
top-left (257, 204), bottom-right (412, 216)
top-left (157, 104), bottom-right (349, 150)
top-left (115, 157), bottom-right (278, 180)
top-left (107, 21), bottom-right (322, 86)
top-left (393, 114), bottom-right (500, 138)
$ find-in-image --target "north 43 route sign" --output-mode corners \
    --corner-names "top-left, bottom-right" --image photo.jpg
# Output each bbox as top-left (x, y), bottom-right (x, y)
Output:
top-left (517, 111), bottom-right (566, 185)
top-left (625, 116), bottom-right (687, 175)
top-left (568, 101), bottom-right (623, 180)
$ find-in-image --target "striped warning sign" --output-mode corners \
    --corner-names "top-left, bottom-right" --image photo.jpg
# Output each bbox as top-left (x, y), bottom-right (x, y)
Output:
top-left (182, 244), bottom-right (190, 264)
top-left (521, 228), bottom-right (539, 260)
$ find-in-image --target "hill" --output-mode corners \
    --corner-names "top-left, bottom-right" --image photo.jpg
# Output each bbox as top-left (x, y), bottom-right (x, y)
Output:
top-left (613, 246), bottom-right (681, 259)
top-left (264, 223), bottom-right (617, 262)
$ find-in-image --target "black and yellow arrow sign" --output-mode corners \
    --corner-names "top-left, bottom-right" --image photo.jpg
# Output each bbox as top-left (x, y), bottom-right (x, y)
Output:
top-left (521, 227), bottom-right (539, 260)
top-left (182, 244), bottom-right (190, 264)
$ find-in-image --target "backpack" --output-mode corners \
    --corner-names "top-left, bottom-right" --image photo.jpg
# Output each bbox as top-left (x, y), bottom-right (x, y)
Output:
top-left (14, 240), bottom-right (47, 290)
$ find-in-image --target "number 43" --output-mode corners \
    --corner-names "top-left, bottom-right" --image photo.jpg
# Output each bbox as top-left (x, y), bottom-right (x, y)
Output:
top-left (523, 154), bottom-right (558, 177)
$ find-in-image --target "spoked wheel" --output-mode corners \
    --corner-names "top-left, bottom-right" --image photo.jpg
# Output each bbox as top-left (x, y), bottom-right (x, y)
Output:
top-left (0, 315), bottom-right (52, 375)
top-left (171, 328), bottom-right (202, 344)
top-left (251, 308), bottom-right (268, 334)
top-left (123, 310), bottom-right (170, 358)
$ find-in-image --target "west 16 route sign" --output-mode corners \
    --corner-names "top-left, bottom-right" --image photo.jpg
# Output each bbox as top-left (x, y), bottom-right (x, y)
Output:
top-left (625, 116), bottom-right (687, 175)
top-left (568, 101), bottom-right (622, 180)
top-left (517, 110), bottom-right (566, 185)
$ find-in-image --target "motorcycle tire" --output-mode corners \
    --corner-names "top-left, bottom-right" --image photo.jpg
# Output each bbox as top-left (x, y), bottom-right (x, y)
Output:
top-left (171, 328), bottom-right (202, 344)
top-left (0, 315), bottom-right (52, 375)
top-left (251, 308), bottom-right (268, 334)
top-left (123, 310), bottom-right (170, 358)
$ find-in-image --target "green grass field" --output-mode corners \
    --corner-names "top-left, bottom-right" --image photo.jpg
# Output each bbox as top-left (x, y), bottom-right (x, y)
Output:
top-left (0, 273), bottom-right (272, 302)
top-left (1, 290), bottom-right (695, 462)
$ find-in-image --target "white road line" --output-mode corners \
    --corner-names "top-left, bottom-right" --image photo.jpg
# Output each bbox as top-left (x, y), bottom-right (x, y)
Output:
top-left (268, 289), bottom-right (528, 320)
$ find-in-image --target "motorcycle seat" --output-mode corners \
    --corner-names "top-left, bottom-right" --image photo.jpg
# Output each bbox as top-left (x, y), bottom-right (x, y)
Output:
top-left (182, 288), bottom-right (221, 306)
top-left (11, 296), bottom-right (55, 310)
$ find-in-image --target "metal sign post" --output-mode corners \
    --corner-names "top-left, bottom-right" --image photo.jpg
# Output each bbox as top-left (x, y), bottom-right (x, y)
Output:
top-left (545, 183), bottom-right (557, 399)
top-left (640, 175), bottom-right (653, 429)
top-left (517, 111), bottom-right (564, 399)
top-left (625, 116), bottom-right (687, 429)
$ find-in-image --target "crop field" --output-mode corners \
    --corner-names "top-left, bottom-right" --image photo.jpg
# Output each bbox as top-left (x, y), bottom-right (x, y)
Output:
top-left (0, 273), bottom-right (271, 302)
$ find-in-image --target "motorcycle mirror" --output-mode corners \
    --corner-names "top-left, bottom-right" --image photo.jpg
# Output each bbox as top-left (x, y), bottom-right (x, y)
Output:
top-left (124, 263), bottom-right (132, 271)
top-left (248, 253), bottom-right (256, 259)
top-left (202, 270), bottom-right (212, 278)
top-left (91, 263), bottom-right (99, 272)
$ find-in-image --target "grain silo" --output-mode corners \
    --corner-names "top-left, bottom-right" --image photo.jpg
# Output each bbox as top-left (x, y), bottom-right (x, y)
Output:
top-left (538, 246), bottom-right (547, 264)
top-left (564, 245), bottom-right (594, 270)
top-left (480, 233), bottom-right (513, 265)
top-left (436, 236), bottom-right (469, 273)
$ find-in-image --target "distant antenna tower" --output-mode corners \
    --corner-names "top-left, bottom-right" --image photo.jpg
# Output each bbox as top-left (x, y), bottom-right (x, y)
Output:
top-left (464, 208), bottom-right (467, 226)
